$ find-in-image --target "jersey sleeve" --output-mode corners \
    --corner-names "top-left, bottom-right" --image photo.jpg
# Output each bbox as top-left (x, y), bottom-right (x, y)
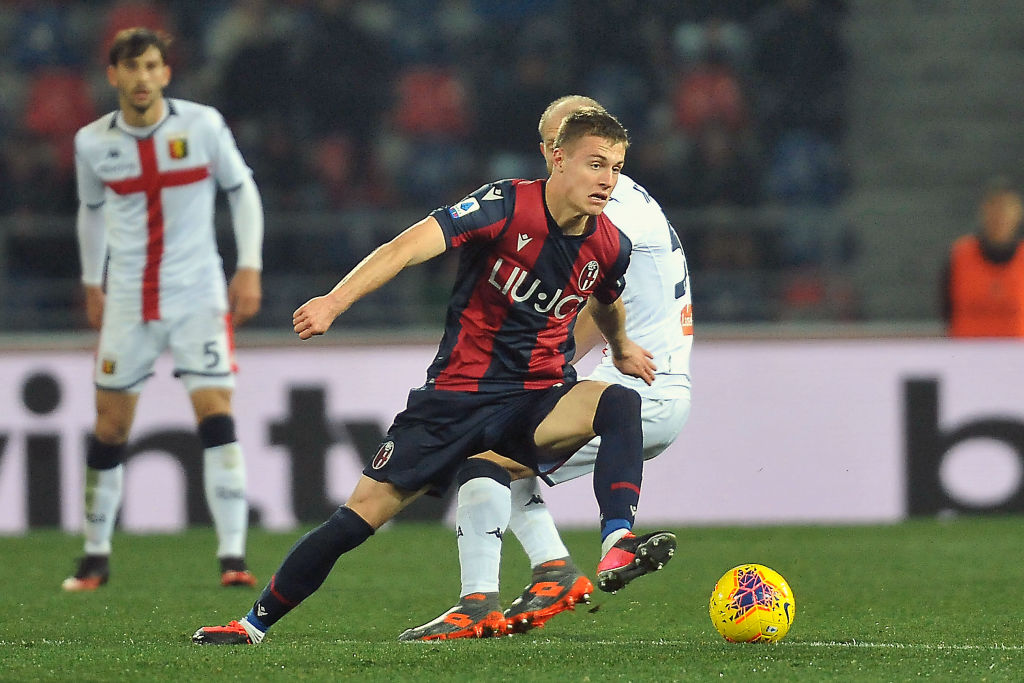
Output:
top-left (207, 108), bottom-right (253, 190)
top-left (429, 180), bottom-right (517, 249)
top-left (74, 130), bottom-right (106, 208)
top-left (592, 229), bottom-right (632, 305)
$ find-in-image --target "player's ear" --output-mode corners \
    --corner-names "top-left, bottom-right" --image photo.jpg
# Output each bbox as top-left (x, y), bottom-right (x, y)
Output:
top-left (106, 64), bottom-right (118, 87)
top-left (161, 63), bottom-right (172, 87)
top-left (551, 146), bottom-right (565, 172)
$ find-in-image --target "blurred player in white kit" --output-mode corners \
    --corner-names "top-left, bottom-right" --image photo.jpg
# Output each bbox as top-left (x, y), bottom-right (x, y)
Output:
top-left (64, 27), bottom-right (264, 591)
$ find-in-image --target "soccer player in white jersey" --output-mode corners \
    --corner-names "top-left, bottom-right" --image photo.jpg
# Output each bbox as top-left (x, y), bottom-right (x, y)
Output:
top-left (63, 28), bottom-right (265, 591)
top-left (399, 96), bottom-right (693, 640)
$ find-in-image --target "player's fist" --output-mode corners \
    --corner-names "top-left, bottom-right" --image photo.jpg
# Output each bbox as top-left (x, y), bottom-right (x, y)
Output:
top-left (292, 295), bottom-right (340, 339)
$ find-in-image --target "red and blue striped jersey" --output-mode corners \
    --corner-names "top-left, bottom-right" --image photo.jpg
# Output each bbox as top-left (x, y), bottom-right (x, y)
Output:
top-left (425, 178), bottom-right (632, 392)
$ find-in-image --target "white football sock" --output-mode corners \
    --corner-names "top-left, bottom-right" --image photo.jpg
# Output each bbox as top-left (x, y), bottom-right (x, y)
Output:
top-left (601, 528), bottom-right (631, 558)
top-left (203, 442), bottom-right (248, 558)
top-left (457, 476), bottom-right (511, 596)
top-left (83, 465), bottom-right (123, 555)
top-left (239, 617), bottom-right (266, 644)
top-left (507, 477), bottom-right (570, 568)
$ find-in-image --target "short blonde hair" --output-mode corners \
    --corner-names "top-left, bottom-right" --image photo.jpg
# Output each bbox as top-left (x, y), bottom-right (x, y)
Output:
top-left (553, 107), bottom-right (629, 151)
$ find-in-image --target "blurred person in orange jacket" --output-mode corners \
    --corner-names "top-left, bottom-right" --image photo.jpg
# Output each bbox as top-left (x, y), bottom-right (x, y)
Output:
top-left (943, 177), bottom-right (1024, 337)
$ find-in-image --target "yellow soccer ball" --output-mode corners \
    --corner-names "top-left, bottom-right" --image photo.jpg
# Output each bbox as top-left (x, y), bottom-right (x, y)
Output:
top-left (709, 563), bottom-right (795, 643)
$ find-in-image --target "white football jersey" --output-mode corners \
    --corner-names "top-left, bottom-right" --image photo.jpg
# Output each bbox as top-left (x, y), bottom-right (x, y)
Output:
top-left (595, 173), bottom-right (693, 390)
top-left (75, 98), bottom-right (253, 320)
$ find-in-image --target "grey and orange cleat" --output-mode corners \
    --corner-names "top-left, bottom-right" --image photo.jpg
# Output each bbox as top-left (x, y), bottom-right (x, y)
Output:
top-left (504, 558), bottom-right (593, 633)
top-left (398, 592), bottom-right (507, 641)
top-left (596, 531), bottom-right (676, 593)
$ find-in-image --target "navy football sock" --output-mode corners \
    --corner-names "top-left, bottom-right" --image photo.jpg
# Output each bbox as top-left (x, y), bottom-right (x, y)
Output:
top-left (249, 506), bottom-right (373, 629)
top-left (591, 385), bottom-right (643, 534)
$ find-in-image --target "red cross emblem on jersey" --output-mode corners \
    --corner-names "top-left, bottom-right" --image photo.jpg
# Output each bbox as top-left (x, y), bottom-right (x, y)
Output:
top-left (106, 137), bottom-right (210, 321)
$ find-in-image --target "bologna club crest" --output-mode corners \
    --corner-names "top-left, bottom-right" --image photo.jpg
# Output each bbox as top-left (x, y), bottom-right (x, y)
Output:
top-left (578, 260), bottom-right (600, 291)
top-left (372, 441), bottom-right (395, 470)
top-left (168, 136), bottom-right (189, 159)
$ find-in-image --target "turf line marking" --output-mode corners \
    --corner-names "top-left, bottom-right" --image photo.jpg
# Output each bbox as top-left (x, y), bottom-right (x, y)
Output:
top-left (789, 641), bottom-right (1024, 652)
top-left (469, 639), bottom-right (1024, 652)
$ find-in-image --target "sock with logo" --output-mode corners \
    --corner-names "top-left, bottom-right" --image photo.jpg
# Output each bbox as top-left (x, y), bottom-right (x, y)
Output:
top-left (199, 415), bottom-right (249, 559)
top-left (592, 385), bottom-right (643, 539)
top-left (248, 505), bottom-right (373, 630)
top-left (83, 436), bottom-right (125, 555)
top-left (507, 476), bottom-right (570, 568)
top-left (456, 459), bottom-right (512, 596)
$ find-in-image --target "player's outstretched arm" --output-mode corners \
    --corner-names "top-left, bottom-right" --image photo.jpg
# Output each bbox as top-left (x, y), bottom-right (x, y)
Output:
top-left (292, 217), bottom-right (447, 339)
top-left (589, 298), bottom-right (656, 385)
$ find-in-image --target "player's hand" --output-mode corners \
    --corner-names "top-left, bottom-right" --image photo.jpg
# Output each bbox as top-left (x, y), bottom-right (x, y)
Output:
top-left (293, 295), bottom-right (341, 339)
top-left (228, 268), bottom-right (262, 327)
top-left (84, 285), bottom-right (105, 330)
top-left (611, 340), bottom-right (656, 385)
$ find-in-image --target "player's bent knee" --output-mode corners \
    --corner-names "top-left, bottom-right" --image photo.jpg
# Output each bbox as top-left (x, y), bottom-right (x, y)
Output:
top-left (345, 476), bottom-right (420, 529)
top-left (592, 384), bottom-right (641, 435)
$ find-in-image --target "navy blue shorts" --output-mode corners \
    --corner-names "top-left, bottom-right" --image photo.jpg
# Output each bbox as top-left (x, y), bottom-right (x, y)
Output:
top-left (363, 383), bottom-right (575, 495)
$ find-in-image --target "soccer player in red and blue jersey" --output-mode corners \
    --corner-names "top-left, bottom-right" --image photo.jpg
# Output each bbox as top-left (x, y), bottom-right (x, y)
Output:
top-left (193, 108), bottom-right (663, 645)
top-left (401, 96), bottom-right (689, 641)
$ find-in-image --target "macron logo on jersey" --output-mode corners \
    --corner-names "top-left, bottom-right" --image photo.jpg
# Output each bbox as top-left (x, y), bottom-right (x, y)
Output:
top-left (482, 186), bottom-right (503, 201)
top-left (517, 233), bottom-right (532, 251)
top-left (448, 197), bottom-right (480, 219)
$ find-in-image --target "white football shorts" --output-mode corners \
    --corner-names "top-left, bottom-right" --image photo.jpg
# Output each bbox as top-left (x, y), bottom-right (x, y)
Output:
top-left (94, 305), bottom-right (236, 393)
top-left (541, 370), bottom-right (692, 485)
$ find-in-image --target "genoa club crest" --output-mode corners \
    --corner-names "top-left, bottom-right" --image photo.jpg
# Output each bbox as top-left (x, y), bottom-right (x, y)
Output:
top-left (372, 441), bottom-right (395, 470)
top-left (168, 136), bottom-right (188, 159)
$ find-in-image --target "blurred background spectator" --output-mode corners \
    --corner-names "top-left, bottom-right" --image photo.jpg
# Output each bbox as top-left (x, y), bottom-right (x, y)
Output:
top-left (2, 0), bottom-right (1021, 333)
top-left (942, 178), bottom-right (1024, 337)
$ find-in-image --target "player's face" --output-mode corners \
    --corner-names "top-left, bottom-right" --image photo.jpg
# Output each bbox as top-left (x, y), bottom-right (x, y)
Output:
top-left (107, 45), bottom-right (170, 117)
top-left (552, 134), bottom-right (625, 216)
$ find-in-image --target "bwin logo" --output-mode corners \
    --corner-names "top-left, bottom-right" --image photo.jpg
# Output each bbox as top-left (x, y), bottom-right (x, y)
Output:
top-left (486, 258), bottom-right (585, 319)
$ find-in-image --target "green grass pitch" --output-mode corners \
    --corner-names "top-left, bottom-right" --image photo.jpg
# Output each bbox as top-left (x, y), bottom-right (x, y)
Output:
top-left (2, 517), bottom-right (1022, 681)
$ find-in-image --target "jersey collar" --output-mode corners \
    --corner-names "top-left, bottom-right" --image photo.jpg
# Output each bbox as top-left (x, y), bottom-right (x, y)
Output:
top-left (109, 98), bottom-right (177, 139)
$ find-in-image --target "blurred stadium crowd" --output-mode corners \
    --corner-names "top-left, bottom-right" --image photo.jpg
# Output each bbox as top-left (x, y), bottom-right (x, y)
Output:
top-left (0, 0), bottom-right (857, 330)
